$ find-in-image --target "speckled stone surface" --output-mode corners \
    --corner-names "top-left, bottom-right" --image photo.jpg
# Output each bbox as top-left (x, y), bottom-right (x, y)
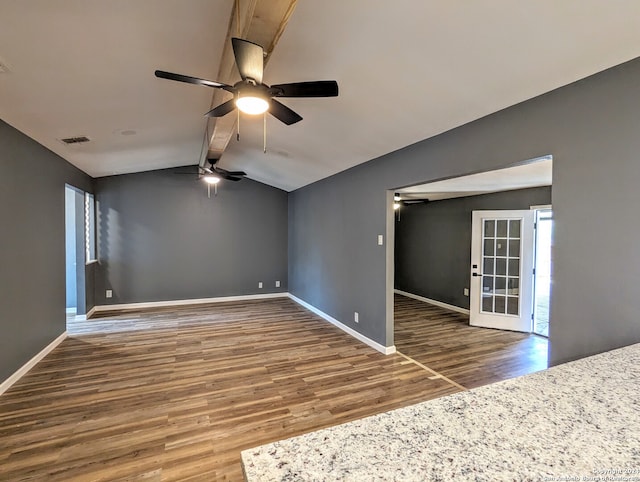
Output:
top-left (242, 343), bottom-right (640, 481)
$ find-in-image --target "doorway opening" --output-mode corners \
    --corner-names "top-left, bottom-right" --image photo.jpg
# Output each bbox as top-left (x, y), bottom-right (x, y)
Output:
top-left (65, 184), bottom-right (95, 325)
top-left (390, 156), bottom-right (552, 389)
top-left (65, 185), bottom-right (81, 319)
top-left (533, 208), bottom-right (553, 337)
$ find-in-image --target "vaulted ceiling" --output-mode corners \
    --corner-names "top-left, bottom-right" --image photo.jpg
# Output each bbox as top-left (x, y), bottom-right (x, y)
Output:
top-left (2, 1), bottom-right (640, 191)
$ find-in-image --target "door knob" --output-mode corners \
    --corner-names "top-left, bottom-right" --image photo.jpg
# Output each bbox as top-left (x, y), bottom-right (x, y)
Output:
top-left (472, 272), bottom-right (480, 277)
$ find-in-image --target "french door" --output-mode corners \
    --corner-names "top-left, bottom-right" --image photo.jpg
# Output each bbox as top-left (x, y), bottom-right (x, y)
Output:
top-left (470, 210), bottom-right (535, 332)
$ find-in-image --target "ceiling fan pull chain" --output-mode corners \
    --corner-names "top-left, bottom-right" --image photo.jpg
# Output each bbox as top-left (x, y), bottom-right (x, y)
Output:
top-left (263, 112), bottom-right (267, 153)
top-left (237, 96), bottom-right (241, 142)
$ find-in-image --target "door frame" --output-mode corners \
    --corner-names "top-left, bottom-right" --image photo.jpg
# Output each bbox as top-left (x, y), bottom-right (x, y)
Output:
top-left (532, 205), bottom-right (553, 337)
top-left (65, 184), bottom-right (87, 318)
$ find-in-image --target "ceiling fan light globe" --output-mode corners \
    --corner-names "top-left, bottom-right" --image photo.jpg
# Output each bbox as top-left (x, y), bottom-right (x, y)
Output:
top-left (236, 95), bottom-right (269, 115)
top-left (204, 175), bottom-right (221, 184)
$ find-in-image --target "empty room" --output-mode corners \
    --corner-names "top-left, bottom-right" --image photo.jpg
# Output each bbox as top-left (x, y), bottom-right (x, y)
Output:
top-left (1, 1), bottom-right (639, 480)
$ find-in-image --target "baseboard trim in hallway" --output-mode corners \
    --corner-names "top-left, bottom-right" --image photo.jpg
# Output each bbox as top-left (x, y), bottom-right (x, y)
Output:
top-left (394, 289), bottom-right (470, 315)
top-left (396, 351), bottom-right (468, 392)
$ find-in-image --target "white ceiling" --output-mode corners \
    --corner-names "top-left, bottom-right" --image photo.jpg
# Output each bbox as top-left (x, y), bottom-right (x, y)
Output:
top-left (397, 156), bottom-right (552, 201)
top-left (2, 1), bottom-right (640, 191)
top-left (0, 0), bottom-right (231, 176)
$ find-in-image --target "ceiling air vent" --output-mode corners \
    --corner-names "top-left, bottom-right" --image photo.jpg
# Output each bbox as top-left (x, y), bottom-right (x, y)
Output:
top-left (60, 136), bottom-right (90, 145)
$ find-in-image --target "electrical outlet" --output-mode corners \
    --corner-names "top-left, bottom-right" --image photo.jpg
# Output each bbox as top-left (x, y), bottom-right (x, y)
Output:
top-left (106, 289), bottom-right (113, 299)
top-left (354, 312), bottom-right (359, 323)
top-left (275, 281), bottom-right (280, 288)
top-left (464, 288), bottom-right (469, 296)
top-left (377, 235), bottom-right (384, 246)
top-left (258, 282), bottom-right (263, 289)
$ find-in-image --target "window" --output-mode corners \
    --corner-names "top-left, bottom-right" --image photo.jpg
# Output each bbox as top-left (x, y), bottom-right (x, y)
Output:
top-left (85, 193), bottom-right (96, 263)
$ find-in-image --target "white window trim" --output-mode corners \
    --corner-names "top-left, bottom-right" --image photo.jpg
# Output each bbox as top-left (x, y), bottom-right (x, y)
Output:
top-left (85, 193), bottom-right (97, 264)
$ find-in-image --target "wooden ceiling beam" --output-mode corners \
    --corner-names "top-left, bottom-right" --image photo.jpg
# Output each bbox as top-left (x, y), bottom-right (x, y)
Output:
top-left (204, 0), bottom-right (298, 163)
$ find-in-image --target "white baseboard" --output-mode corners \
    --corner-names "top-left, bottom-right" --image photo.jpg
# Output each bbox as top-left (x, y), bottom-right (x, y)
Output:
top-left (0, 331), bottom-right (67, 396)
top-left (83, 306), bottom-right (97, 320)
top-left (91, 292), bottom-right (289, 314)
top-left (394, 289), bottom-right (470, 315)
top-left (288, 294), bottom-right (396, 355)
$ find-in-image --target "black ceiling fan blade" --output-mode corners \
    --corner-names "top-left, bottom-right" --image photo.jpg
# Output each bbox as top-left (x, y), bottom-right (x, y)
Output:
top-left (219, 173), bottom-right (242, 182)
top-left (270, 80), bottom-right (339, 98)
top-left (269, 99), bottom-right (303, 125)
top-left (204, 99), bottom-right (236, 118)
top-left (155, 70), bottom-right (234, 92)
top-left (215, 166), bottom-right (247, 177)
top-left (231, 38), bottom-right (264, 84)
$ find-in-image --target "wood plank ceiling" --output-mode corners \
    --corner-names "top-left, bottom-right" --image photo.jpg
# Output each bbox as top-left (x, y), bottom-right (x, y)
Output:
top-left (206, 0), bottom-right (298, 162)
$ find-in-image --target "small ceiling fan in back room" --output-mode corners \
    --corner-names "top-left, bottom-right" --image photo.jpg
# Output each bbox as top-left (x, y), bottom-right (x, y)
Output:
top-left (174, 158), bottom-right (246, 198)
top-left (200, 157), bottom-right (246, 197)
top-left (203, 158), bottom-right (246, 182)
top-left (155, 37), bottom-right (339, 151)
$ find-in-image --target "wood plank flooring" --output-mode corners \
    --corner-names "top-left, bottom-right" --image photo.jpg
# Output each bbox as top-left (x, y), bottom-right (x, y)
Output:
top-left (0, 299), bottom-right (460, 481)
top-left (394, 294), bottom-right (548, 389)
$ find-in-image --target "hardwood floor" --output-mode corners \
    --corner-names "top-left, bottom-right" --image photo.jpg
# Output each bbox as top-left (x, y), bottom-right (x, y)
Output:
top-left (394, 294), bottom-right (548, 389)
top-left (0, 299), bottom-right (460, 481)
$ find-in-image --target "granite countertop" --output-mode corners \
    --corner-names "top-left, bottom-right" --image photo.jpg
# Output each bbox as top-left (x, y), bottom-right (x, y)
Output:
top-left (242, 343), bottom-right (640, 481)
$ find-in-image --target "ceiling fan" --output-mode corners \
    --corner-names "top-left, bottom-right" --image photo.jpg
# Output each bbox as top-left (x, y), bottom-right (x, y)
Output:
top-left (202, 158), bottom-right (246, 182)
top-left (155, 37), bottom-right (339, 126)
top-left (174, 159), bottom-right (245, 183)
top-left (174, 159), bottom-right (246, 197)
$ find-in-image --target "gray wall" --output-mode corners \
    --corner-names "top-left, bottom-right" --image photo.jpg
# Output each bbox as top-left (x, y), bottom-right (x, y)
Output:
top-left (395, 187), bottom-right (552, 309)
top-left (289, 56), bottom-right (640, 366)
top-left (0, 119), bottom-right (93, 382)
top-left (94, 168), bottom-right (288, 305)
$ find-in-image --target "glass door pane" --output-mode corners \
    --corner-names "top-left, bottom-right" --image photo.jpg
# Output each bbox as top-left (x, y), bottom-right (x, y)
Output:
top-left (480, 216), bottom-right (522, 316)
